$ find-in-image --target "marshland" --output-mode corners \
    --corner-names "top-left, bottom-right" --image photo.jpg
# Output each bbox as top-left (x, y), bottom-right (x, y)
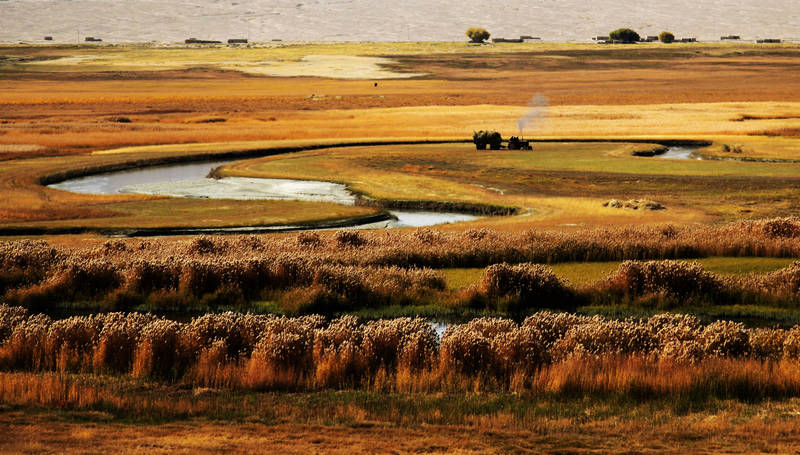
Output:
top-left (3, 41), bottom-right (800, 453)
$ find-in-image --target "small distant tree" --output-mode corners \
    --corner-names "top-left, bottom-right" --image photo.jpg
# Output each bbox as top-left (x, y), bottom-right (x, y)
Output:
top-left (466, 27), bottom-right (490, 43)
top-left (659, 31), bottom-right (675, 43)
top-left (609, 28), bottom-right (640, 43)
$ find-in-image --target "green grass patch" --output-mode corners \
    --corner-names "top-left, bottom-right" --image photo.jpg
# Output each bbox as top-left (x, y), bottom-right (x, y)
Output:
top-left (442, 257), bottom-right (796, 290)
top-left (578, 304), bottom-right (800, 328)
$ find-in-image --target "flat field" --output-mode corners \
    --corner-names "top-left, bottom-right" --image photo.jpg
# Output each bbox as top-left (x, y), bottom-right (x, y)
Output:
top-left (3, 42), bottom-right (800, 453)
top-left (2, 42), bottom-right (800, 231)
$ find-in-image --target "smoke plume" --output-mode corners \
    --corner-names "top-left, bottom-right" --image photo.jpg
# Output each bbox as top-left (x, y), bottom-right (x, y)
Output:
top-left (517, 94), bottom-right (549, 136)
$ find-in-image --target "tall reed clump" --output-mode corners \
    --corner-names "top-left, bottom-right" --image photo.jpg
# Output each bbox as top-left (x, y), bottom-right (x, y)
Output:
top-left (598, 260), bottom-right (723, 306)
top-left (477, 262), bottom-right (574, 311)
top-left (5, 305), bottom-right (800, 399)
top-left (737, 261), bottom-right (800, 303)
top-left (440, 317), bottom-right (547, 386)
top-left (0, 240), bottom-right (61, 296)
top-left (312, 315), bottom-right (365, 388)
top-left (243, 315), bottom-right (322, 390)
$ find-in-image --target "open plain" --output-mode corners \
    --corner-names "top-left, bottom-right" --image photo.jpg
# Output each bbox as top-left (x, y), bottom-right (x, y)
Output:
top-left (3, 41), bottom-right (800, 453)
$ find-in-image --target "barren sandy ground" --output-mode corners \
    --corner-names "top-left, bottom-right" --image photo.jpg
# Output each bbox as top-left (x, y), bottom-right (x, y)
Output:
top-left (25, 53), bottom-right (424, 79)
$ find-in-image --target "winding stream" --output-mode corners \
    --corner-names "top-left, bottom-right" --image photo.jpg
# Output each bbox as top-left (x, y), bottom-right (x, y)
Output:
top-left (48, 158), bottom-right (479, 230)
top-left (655, 146), bottom-right (702, 160)
top-left (47, 144), bottom-right (704, 232)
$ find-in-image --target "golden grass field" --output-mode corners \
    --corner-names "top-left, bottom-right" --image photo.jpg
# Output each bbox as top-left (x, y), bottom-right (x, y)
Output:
top-left (2, 42), bottom-right (800, 233)
top-left (3, 42), bottom-right (800, 453)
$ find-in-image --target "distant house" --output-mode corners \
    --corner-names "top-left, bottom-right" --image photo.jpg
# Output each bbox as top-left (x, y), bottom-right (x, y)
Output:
top-left (491, 38), bottom-right (523, 43)
top-left (185, 38), bottom-right (223, 44)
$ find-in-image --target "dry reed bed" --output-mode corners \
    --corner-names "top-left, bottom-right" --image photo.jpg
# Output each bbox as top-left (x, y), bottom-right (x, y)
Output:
top-left (4, 304), bottom-right (800, 398)
top-left (5, 218), bottom-right (800, 310)
top-left (7, 217), bottom-right (800, 270)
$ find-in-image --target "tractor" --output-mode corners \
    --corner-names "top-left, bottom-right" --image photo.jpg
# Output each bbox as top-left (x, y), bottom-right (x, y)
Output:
top-left (507, 136), bottom-right (532, 150)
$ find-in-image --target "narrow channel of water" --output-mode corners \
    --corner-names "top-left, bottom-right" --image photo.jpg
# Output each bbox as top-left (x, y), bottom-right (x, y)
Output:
top-left (48, 159), bottom-right (479, 229)
top-left (655, 146), bottom-right (702, 160)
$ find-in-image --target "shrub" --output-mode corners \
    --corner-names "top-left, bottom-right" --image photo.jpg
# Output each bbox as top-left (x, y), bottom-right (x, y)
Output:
top-left (186, 236), bottom-right (228, 255)
top-left (279, 285), bottom-right (341, 315)
top-left (722, 144), bottom-right (743, 154)
top-left (700, 321), bottom-right (749, 358)
top-left (361, 318), bottom-right (437, 372)
top-left (762, 217), bottom-right (800, 238)
top-left (413, 228), bottom-right (444, 245)
top-left (658, 31), bottom-right (675, 43)
top-left (296, 232), bottom-right (322, 247)
top-left (466, 27), bottom-right (490, 43)
top-left (749, 328), bottom-right (786, 360)
top-left (0, 304), bottom-right (28, 343)
top-left (609, 28), bottom-right (640, 43)
top-left (132, 319), bottom-right (183, 379)
top-left (440, 323), bottom-right (493, 374)
top-left (334, 230), bottom-right (366, 248)
top-left (45, 315), bottom-right (104, 371)
top-left (552, 317), bottom-right (656, 360)
top-left (92, 312), bottom-right (156, 373)
top-left (603, 260), bottom-right (721, 301)
top-left (313, 316), bottom-right (365, 387)
top-left (0, 313), bottom-right (51, 370)
top-left (479, 263), bottom-right (571, 310)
